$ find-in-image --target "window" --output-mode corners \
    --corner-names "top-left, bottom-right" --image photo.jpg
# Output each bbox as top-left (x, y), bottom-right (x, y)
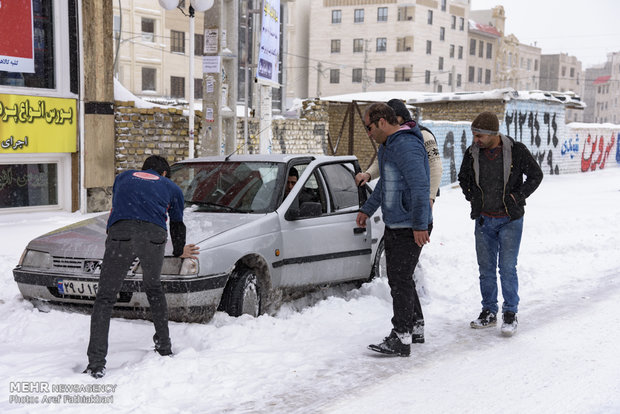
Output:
top-left (332, 10), bottom-right (341, 24)
top-left (354, 9), bottom-right (364, 23)
top-left (534, 59), bottom-right (538, 71)
top-left (142, 67), bottom-right (156, 91)
top-left (376, 38), bottom-right (387, 52)
top-left (459, 17), bottom-right (464, 30)
top-left (448, 72), bottom-right (453, 86)
top-left (397, 36), bottom-right (413, 52)
top-left (195, 34), bottom-right (204, 56)
top-left (171, 76), bottom-right (185, 98)
top-left (171, 30), bottom-right (185, 54)
top-left (477, 67), bottom-right (482, 83)
top-left (352, 68), bottom-right (362, 83)
top-left (426, 40), bottom-right (432, 54)
top-left (437, 84), bottom-right (443, 92)
top-left (450, 44), bottom-right (455, 58)
top-left (353, 39), bottom-right (364, 53)
top-left (377, 7), bottom-right (388, 22)
top-left (438, 57), bottom-right (444, 70)
top-left (375, 68), bottom-right (386, 83)
top-left (320, 163), bottom-right (360, 211)
top-left (457, 73), bottom-right (462, 87)
top-left (142, 18), bottom-right (155, 42)
top-left (395, 66), bottom-right (412, 82)
top-left (570, 67), bottom-right (575, 77)
top-left (561, 66), bottom-right (566, 77)
top-left (330, 69), bottom-right (340, 83)
top-left (485, 69), bottom-right (491, 85)
top-left (478, 40), bottom-right (484, 58)
top-left (427, 10), bottom-right (433, 24)
top-left (113, 15), bottom-right (121, 40)
top-left (451, 15), bottom-right (456, 29)
top-left (527, 59), bottom-right (532, 70)
top-left (425, 70), bottom-right (431, 84)
top-left (194, 78), bottom-right (203, 99)
top-left (469, 39), bottom-right (476, 56)
top-left (331, 39), bottom-right (341, 53)
top-left (458, 46), bottom-right (463, 59)
top-left (441, 0), bottom-right (447, 11)
top-left (0, 1), bottom-right (56, 89)
top-left (486, 42), bottom-right (493, 59)
top-left (398, 6), bottom-right (415, 21)
top-left (0, 164), bottom-right (58, 208)
top-left (468, 66), bottom-right (475, 82)
top-left (440, 27), bottom-right (445, 41)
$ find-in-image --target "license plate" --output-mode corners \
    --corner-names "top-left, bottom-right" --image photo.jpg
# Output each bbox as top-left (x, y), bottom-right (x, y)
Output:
top-left (57, 280), bottom-right (99, 297)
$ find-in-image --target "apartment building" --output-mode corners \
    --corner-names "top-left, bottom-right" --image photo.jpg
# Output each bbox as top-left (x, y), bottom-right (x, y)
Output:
top-left (306, 0), bottom-right (470, 98)
top-left (464, 20), bottom-right (500, 91)
top-left (540, 54), bottom-right (583, 95)
top-left (112, 1), bottom-right (206, 105)
top-left (497, 34), bottom-right (541, 91)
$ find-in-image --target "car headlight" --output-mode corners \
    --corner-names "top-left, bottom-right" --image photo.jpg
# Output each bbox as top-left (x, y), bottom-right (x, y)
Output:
top-left (21, 250), bottom-right (52, 269)
top-left (136, 257), bottom-right (198, 276)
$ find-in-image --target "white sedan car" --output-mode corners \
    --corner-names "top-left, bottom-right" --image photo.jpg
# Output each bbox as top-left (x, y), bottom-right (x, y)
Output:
top-left (13, 154), bottom-right (385, 321)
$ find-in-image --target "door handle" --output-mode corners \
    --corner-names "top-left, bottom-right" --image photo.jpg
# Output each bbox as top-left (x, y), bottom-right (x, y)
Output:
top-left (353, 227), bottom-right (366, 234)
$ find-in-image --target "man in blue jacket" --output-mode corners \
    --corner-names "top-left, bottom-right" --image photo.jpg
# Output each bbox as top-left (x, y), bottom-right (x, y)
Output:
top-left (356, 103), bottom-right (432, 357)
top-left (85, 155), bottom-right (199, 378)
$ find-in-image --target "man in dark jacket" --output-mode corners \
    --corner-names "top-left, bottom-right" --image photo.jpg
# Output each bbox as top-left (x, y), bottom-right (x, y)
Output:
top-left (356, 103), bottom-right (431, 357)
top-left (84, 155), bottom-right (199, 378)
top-left (458, 112), bottom-right (542, 336)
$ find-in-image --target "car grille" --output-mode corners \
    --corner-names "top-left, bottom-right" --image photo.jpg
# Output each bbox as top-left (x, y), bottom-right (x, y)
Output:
top-left (51, 256), bottom-right (139, 275)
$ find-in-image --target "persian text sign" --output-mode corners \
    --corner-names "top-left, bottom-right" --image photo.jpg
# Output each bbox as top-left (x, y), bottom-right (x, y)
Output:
top-left (0, 94), bottom-right (77, 153)
top-left (256, 0), bottom-right (280, 87)
top-left (0, 0), bottom-right (35, 73)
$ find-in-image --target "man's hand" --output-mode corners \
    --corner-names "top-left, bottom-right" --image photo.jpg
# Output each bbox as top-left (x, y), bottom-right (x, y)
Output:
top-left (355, 172), bottom-right (371, 187)
top-left (356, 212), bottom-right (369, 228)
top-left (180, 244), bottom-right (200, 259)
top-left (413, 230), bottom-right (430, 247)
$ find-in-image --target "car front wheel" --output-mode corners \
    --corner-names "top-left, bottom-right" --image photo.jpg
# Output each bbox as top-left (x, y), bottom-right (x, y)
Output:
top-left (222, 267), bottom-right (261, 317)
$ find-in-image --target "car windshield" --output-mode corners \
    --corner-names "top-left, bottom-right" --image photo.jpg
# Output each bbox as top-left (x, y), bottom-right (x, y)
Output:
top-left (170, 161), bottom-right (284, 213)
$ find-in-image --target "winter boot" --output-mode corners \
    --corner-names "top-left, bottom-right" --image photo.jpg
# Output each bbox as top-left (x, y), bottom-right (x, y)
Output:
top-left (368, 330), bottom-right (411, 357)
top-left (83, 366), bottom-right (106, 379)
top-left (501, 311), bottom-right (518, 336)
top-left (412, 322), bottom-right (425, 344)
top-left (153, 334), bottom-right (173, 356)
top-left (470, 309), bottom-right (497, 329)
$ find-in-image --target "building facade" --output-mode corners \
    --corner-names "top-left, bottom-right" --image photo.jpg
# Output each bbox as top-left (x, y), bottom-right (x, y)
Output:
top-left (464, 20), bottom-right (501, 91)
top-left (306, 0), bottom-right (470, 98)
top-left (583, 51), bottom-right (620, 124)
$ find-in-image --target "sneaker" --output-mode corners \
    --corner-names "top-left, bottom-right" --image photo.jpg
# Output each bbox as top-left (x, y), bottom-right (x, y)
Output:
top-left (153, 334), bottom-right (173, 356)
top-left (412, 323), bottom-right (425, 344)
top-left (368, 331), bottom-right (411, 357)
top-left (501, 312), bottom-right (518, 336)
top-left (470, 309), bottom-right (497, 329)
top-left (83, 366), bottom-right (106, 379)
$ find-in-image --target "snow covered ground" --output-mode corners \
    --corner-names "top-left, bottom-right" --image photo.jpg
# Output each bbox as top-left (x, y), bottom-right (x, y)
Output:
top-left (1, 168), bottom-right (619, 414)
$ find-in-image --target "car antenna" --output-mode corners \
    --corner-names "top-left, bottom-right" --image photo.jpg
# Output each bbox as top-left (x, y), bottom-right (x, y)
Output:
top-left (224, 145), bottom-right (241, 162)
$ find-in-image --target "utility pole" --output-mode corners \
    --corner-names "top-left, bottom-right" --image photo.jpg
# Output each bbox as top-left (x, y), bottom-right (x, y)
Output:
top-left (363, 39), bottom-right (370, 92)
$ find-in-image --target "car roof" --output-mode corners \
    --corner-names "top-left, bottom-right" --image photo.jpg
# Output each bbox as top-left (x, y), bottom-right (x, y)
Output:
top-left (173, 154), bottom-right (358, 164)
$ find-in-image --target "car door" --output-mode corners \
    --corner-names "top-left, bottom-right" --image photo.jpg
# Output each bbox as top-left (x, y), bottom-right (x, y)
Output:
top-left (278, 159), bottom-right (372, 287)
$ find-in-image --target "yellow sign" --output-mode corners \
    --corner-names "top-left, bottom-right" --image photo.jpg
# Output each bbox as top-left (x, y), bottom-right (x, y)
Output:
top-left (0, 94), bottom-right (77, 153)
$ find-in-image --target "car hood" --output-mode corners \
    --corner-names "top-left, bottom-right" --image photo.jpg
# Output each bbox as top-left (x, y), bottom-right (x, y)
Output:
top-left (25, 211), bottom-right (265, 259)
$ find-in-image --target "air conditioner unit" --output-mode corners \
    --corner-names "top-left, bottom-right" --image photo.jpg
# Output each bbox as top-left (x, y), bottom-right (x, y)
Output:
top-left (407, 16), bottom-right (413, 21)
top-left (405, 47), bottom-right (411, 51)
top-left (404, 78), bottom-right (411, 81)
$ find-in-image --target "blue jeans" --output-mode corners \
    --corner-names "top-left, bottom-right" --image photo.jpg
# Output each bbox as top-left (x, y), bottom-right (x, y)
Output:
top-left (474, 216), bottom-right (523, 314)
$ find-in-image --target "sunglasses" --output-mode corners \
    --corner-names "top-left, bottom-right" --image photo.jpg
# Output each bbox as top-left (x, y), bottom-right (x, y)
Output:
top-left (364, 118), bottom-right (380, 132)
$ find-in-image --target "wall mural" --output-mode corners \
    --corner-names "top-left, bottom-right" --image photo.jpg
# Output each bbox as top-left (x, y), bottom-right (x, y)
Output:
top-left (421, 100), bottom-right (619, 188)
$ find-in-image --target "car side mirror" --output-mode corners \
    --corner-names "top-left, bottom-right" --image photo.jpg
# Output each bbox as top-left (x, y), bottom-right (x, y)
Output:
top-left (299, 202), bottom-right (322, 218)
top-left (285, 208), bottom-right (300, 221)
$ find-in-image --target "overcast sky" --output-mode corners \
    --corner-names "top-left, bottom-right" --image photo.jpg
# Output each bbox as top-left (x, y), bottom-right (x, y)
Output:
top-left (469, 0), bottom-right (620, 68)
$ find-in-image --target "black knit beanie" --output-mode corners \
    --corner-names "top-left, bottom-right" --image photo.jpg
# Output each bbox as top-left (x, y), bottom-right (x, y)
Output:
top-left (471, 112), bottom-right (499, 135)
top-left (387, 99), bottom-right (413, 123)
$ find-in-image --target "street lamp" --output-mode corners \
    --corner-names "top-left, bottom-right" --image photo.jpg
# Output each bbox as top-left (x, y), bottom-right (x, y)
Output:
top-left (158, 0), bottom-right (214, 158)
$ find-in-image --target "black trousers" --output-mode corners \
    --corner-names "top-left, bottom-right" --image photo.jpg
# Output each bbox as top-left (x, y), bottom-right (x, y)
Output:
top-left (87, 220), bottom-right (169, 368)
top-left (384, 225), bottom-right (431, 335)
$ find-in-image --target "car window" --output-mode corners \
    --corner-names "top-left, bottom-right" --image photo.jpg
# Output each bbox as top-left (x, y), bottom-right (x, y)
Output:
top-left (320, 162), bottom-right (360, 212)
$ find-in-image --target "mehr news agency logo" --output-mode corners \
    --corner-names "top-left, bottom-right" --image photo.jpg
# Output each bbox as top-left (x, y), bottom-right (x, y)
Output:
top-left (9, 381), bottom-right (117, 405)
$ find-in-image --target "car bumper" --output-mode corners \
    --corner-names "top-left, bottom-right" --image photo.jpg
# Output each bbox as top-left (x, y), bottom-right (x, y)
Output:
top-left (13, 268), bottom-right (228, 322)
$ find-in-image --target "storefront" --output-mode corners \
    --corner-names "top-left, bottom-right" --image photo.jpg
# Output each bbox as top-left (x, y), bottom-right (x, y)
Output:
top-left (0, 0), bottom-right (79, 212)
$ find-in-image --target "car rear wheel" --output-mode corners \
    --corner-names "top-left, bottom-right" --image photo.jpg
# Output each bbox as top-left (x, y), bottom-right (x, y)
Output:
top-left (222, 267), bottom-right (261, 317)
